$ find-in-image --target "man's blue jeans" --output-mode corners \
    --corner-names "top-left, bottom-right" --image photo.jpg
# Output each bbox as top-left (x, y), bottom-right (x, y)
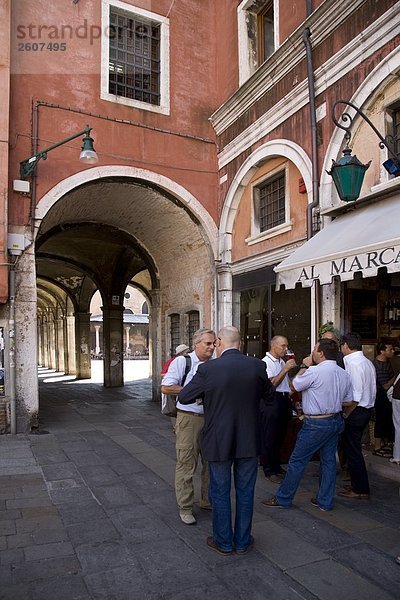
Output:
top-left (276, 414), bottom-right (344, 511)
top-left (208, 457), bottom-right (258, 552)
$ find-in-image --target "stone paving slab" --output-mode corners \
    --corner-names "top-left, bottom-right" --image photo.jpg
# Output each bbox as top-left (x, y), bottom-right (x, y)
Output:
top-left (287, 558), bottom-right (394, 600)
top-left (0, 375), bottom-right (399, 599)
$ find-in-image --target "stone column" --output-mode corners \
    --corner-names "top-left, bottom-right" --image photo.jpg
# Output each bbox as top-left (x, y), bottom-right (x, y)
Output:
top-left (75, 312), bottom-right (91, 379)
top-left (320, 280), bottom-right (341, 332)
top-left (124, 325), bottom-right (131, 353)
top-left (56, 317), bottom-right (64, 372)
top-left (63, 316), bottom-right (69, 374)
top-left (53, 316), bottom-right (60, 372)
top-left (66, 315), bottom-right (76, 374)
top-left (102, 305), bottom-right (124, 387)
top-left (14, 247), bottom-right (39, 431)
top-left (149, 290), bottom-right (161, 402)
top-left (94, 324), bottom-right (101, 356)
top-left (217, 264), bottom-right (233, 329)
top-left (42, 318), bottom-right (49, 368)
top-left (37, 318), bottom-right (44, 366)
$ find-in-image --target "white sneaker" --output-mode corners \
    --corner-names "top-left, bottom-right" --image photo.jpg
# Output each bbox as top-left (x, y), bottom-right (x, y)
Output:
top-left (389, 458), bottom-right (400, 464)
top-left (179, 512), bottom-right (196, 525)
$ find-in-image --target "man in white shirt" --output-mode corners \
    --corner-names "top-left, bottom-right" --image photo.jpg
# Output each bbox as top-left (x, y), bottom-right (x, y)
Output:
top-left (262, 338), bottom-right (353, 511)
top-left (261, 336), bottom-right (297, 482)
top-left (339, 332), bottom-right (376, 499)
top-left (161, 328), bottom-right (216, 525)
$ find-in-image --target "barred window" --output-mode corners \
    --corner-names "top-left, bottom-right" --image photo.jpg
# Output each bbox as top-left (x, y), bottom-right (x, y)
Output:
top-left (170, 314), bottom-right (180, 356)
top-left (187, 311), bottom-right (200, 349)
top-left (258, 171), bottom-right (286, 232)
top-left (109, 7), bottom-right (161, 106)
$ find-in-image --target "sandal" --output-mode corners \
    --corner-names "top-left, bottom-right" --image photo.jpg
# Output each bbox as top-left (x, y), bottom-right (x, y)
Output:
top-left (372, 448), bottom-right (393, 458)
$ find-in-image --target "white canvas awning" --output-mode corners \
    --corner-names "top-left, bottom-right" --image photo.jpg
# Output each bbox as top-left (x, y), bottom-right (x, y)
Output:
top-left (275, 195), bottom-right (400, 289)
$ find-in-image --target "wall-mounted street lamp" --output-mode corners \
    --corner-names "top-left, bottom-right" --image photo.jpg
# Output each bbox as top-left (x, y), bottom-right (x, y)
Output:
top-left (19, 125), bottom-right (98, 180)
top-left (328, 100), bottom-right (400, 202)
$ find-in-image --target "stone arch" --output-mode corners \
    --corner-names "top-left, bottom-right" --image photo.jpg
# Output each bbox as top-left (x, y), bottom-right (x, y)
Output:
top-left (34, 165), bottom-right (218, 258)
top-left (219, 139), bottom-right (313, 262)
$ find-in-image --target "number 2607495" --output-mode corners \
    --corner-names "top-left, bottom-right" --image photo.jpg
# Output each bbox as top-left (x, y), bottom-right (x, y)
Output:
top-left (17, 42), bottom-right (67, 51)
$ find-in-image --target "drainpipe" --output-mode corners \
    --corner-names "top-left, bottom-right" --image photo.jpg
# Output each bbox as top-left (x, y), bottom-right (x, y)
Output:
top-left (9, 258), bottom-right (17, 434)
top-left (303, 27), bottom-right (319, 240)
top-left (29, 101), bottom-right (39, 240)
top-left (303, 26), bottom-right (320, 344)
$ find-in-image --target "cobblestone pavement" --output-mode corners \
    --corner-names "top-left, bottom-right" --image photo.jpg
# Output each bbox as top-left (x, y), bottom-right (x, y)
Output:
top-left (1, 371), bottom-right (400, 599)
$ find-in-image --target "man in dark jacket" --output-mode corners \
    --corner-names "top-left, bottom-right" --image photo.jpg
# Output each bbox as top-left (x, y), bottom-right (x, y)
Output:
top-left (178, 326), bottom-right (274, 556)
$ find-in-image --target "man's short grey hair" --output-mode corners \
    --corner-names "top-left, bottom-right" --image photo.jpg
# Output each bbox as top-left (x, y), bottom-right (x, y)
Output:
top-left (218, 326), bottom-right (241, 346)
top-left (270, 335), bottom-right (287, 347)
top-left (192, 328), bottom-right (216, 346)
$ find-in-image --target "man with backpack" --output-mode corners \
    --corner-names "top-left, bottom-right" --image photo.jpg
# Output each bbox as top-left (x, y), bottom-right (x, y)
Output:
top-left (161, 328), bottom-right (216, 525)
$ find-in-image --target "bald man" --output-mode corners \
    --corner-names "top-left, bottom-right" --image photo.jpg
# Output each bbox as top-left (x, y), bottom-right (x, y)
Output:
top-left (178, 326), bottom-right (274, 556)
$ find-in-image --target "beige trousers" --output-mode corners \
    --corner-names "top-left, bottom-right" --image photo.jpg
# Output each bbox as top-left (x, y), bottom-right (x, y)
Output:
top-left (175, 411), bottom-right (209, 513)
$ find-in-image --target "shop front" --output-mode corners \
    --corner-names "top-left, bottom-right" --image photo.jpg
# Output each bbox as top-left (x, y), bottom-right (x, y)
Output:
top-left (275, 194), bottom-right (400, 351)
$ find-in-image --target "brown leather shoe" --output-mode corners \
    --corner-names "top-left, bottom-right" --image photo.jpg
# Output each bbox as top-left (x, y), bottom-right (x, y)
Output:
top-left (206, 536), bottom-right (234, 556)
top-left (338, 489), bottom-right (369, 499)
top-left (261, 496), bottom-right (285, 508)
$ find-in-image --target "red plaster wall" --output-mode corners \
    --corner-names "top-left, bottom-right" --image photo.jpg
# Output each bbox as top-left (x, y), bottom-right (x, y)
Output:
top-left (9, 0), bottom-right (222, 228)
top-left (0, 0), bottom-right (10, 302)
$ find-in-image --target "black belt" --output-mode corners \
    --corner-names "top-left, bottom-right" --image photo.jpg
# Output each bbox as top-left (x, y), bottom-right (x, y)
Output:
top-left (275, 391), bottom-right (290, 397)
top-left (177, 408), bottom-right (204, 418)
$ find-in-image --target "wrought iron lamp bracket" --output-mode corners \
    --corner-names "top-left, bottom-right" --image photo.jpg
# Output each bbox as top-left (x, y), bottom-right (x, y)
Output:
top-left (332, 100), bottom-right (398, 164)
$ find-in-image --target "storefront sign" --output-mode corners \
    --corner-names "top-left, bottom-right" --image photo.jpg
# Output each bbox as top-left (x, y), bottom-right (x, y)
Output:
top-left (296, 245), bottom-right (400, 285)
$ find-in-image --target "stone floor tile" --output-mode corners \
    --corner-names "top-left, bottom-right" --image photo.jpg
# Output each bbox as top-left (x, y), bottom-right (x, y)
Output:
top-left (6, 532), bottom-right (34, 549)
top-left (66, 518), bottom-right (121, 546)
top-left (75, 540), bottom-right (135, 574)
top-left (287, 558), bottom-right (394, 600)
top-left (10, 556), bottom-right (82, 585)
top-left (24, 541), bottom-right (75, 561)
top-left (31, 574), bottom-right (90, 600)
top-left (108, 504), bottom-right (175, 543)
top-left (40, 462), bottom-right (83, 481)
top-left (331, 542), bottom-right (400, 597)
top-left (6, 497), bottom-right (53, 510)
top-left (0, 521), bottom-right (16, 536)
top-left (84, 563), bottom-right (159, 600)
top-left (57, 500), bottom-right (107, 526)
top-left (0, 547), bottom-right (24, 565)
top-left (0, 582), bottom-right (33, 599)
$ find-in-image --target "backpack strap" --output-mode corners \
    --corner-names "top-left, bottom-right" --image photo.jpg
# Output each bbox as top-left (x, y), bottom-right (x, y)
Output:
top-left (181, 355), bottom-right (191, 387)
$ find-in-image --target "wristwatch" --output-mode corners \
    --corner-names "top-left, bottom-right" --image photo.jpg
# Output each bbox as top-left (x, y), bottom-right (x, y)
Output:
top-left (299, 363), bottom-right (309, 369)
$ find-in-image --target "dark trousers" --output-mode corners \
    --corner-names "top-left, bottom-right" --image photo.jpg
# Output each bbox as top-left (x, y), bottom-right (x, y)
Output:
top-left (374, 387), bottom-right (394, 441)
top-left (343, 406), bottom-right (372, 494)
top-left (260, 392), bottom-right (292, 476)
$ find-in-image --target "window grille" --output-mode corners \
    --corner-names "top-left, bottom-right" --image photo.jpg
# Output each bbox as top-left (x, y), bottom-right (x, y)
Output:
top-left (109, 7), bottom-right (161, 105)
top-left (187, 311), bottom-right (200, 349)
top-left (258, 171), bottom-right (285, 232)
top-left (170, 314), bottom-right (180, 355)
